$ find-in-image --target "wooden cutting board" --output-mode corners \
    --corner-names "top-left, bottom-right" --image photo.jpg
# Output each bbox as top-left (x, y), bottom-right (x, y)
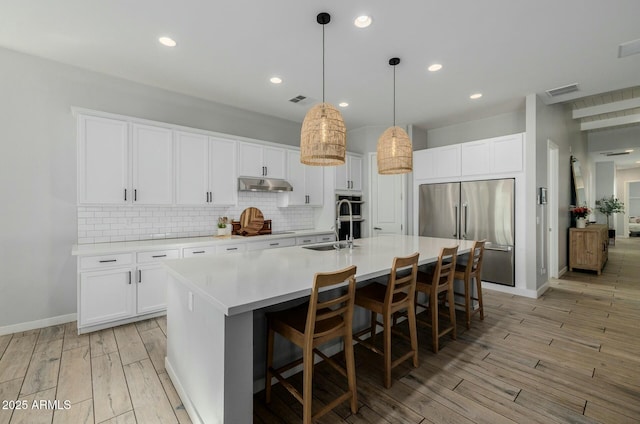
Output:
top-left (239, 207), bottom-right (265, 235)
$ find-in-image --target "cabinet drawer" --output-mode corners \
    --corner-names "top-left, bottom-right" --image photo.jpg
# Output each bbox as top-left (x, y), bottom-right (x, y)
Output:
top-left (216, 243), bottom-right (247, 254)
top-left (183, 246), bottom-right (217, 257)
top-left (296, 236), bottom-right (317, 245)
top-left (316, 234), bottom-right (336, 243)
top-left (137, 249), bottom-right (180, 263)
top-left (247, 238), bottom-right (295, 251)
top-left (80, 253), bottom-right (134, 270)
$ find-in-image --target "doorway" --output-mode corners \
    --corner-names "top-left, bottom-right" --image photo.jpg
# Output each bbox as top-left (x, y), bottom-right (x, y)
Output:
top-left (369, 153), bottom-right (406, 236)
top-left (547, 140), bottom-right (559, 278)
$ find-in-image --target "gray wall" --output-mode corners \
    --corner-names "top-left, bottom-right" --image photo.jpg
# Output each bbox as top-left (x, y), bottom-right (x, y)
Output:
top-left (426, 110), bottom-right (525, 147)
top-left (0, 47), bottom-right (302, 329)
top-left (533, 95), bottom-right (584, 287)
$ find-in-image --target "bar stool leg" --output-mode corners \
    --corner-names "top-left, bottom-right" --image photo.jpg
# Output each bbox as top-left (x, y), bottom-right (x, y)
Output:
top-left (302, 345), bottom-right (314, 424)
top-left (344, 331), bottom-right (358, 413)
top-left (430, 292), bottom-right (439, 353)
top-left (447, 286), bottom-right (457, 340)
top-left (464, 277), bottom-right (472, 329)
top-left (383, 311), bottom-right (392, 388)
top-left (408, 302), bottom-right (419, 367)
top-left (475, 275), bottom-right (485, 320)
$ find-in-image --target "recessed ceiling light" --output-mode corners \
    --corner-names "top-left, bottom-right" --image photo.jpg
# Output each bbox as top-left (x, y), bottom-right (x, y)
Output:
top-left (428, 64), bottom-right (443, 72)
top-left (636, 160), bottom-right (640, 164)
top-left (270, 77), bottom-right (282, 84)
top-left (158, 36), bottom-right (177, 47)
top-left (354, 15), bottom-right (372, 28)
top-left (470, 93), bottom-right (483, 100)
top-left (338, 102), bottom-right (349, 108)
top-left (625, 149), bottom-right (634, 153)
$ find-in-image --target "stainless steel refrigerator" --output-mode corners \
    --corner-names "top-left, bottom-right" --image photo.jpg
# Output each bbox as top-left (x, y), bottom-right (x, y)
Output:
top-left (419, 178), bottom-right (515, 286)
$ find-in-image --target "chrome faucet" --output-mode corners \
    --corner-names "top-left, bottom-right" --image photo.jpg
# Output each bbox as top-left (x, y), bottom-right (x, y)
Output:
top-left (335, 199), bottom-right (354, 249)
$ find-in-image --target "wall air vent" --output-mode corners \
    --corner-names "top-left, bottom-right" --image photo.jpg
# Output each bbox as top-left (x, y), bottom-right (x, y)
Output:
top-left (618, 38), bottom-right (640, 58)
top-left (546, 83), bottom-right (580, 97)
top-left (289, 95), bottom-right (307, 103)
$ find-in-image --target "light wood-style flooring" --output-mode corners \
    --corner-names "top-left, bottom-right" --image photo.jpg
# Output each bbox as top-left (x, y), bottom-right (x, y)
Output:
top-left (1, 238), bottom-right (638, 423)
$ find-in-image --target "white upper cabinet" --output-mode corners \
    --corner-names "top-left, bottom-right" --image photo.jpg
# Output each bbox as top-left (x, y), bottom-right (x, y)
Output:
top-left (414, 133), bottom-right (523, 182)
top-left (209, 137), bottom-right (237, 205)
top-left (131, 124), bottom-right (174, 204)
top-left (175, 133), bottom-right (237, 206)
top-left (78, 116), bottom-right (174, 205)
top-left (413, 144), bottom-right (460, 180)
top-left (175, 131), bottom-right (210, 205)
top-left (491, 133), bottom-right (523, 174)
top-left (283, 150), bottom-right (324, 206)
top-left (238, 142), bottom-right (286, 179)
top-left (335, 154), bottom-right (362, 192)
top-left (460, 133), bottom-right (523, 176)
top-left (78, 115), bottom-right (129, 204)
top-left (460, 140), bottom-right (492, 176)
top-left (433, 145), bottom-right (461, 179)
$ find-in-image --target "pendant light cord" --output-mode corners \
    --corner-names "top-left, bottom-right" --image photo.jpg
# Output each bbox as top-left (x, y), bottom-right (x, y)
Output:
top-left (322, 23), bottom-right (325, 103)
top-left (393, 64), bottom-right (396, 126)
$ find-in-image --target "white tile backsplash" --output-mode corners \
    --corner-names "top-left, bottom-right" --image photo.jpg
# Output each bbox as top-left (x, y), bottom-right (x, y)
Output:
top-left (77, 191), bottom-right (315, 244)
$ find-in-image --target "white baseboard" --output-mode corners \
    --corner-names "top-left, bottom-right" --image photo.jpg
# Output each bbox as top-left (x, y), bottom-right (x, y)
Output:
top-left (481, 282), bottom-right (540, 299)
top-left (536, 281), bottom-right (551, 297)
top-left (0, 313), bottom-right (77, 336)
top-left (558, 266), bottom-right (568, 277)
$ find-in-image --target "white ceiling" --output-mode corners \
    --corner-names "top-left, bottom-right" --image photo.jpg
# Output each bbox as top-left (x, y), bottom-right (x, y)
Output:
top-left (2, 1), bottom-right (640, 132)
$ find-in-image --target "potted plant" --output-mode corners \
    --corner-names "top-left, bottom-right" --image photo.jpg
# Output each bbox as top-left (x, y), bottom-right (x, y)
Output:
top-left (570, 205), bottom-right (591, 228)
top-left (217, 216), bottom-right (228, 236)
top-left (595, 196), bottom-right (624, 240)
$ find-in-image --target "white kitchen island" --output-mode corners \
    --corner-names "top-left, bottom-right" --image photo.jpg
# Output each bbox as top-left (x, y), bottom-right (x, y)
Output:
top-left (163, 234), bottom-right (476, 423)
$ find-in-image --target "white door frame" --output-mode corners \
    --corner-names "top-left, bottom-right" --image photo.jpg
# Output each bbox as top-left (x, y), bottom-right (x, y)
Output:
top-left (547, 140), bottom-right (559, 279)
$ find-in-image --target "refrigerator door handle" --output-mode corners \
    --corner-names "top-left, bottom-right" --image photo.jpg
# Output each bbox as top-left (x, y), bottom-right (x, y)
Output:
top-left (453, 204), bottom-right (459, 238)
top-left (463, 203), bottom-right (468, 239)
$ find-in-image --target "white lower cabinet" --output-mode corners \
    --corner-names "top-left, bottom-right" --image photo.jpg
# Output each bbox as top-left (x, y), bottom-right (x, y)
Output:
top-left (78, 249), bottom-right (177, 332)
top-left (80, 267), bottom-right (135, 327)
top-left (136, 265), bottom-right (169, 314)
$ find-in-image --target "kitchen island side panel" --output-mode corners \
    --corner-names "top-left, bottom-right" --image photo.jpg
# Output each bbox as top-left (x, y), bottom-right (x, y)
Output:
top-left (166, 274), bottom-right (253, 424)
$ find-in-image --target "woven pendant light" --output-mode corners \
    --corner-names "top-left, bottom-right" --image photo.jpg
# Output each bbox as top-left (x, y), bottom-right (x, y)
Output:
top-left (300, 12), bottom-right (346, 166)
top-left (377, 58), bottom-right (413, 174)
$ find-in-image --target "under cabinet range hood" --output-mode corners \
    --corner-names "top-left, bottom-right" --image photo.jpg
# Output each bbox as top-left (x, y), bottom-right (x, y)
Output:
top-left (238, 177), bottom-right (293, 192)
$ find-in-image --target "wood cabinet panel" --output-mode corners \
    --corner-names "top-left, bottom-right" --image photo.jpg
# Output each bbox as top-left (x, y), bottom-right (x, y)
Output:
top-left (569, 224), bottom-right (608, 275)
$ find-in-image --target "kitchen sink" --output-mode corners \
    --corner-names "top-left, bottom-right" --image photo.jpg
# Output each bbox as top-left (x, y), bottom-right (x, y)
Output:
top-left (303, 242), bottom-right (359, 251)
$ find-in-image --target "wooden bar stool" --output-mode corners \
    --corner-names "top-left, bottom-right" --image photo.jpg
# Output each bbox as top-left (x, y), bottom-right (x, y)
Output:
top-left (265, 265), bottom-right (358, 424)
top-left (415, 246), bottom-right (458, 353)
top-left (453, 240), bottom-right (486, 329)
top-left (353, 252), bottom-right (420, 388)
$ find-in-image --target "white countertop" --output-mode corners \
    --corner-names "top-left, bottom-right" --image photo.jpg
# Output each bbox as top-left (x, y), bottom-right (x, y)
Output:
top-left (71, 229), bottom-right (333, 255)
top-left (163, 235), bottom-right (476, 316)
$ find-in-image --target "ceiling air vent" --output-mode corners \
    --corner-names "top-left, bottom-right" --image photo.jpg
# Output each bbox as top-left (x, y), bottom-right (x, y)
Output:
top-left (601, 151), bottom-right (630, 157)
top-left (289, 95), bottom-right (307, 103)
top-left (546, 83), bottom-right (580, 97)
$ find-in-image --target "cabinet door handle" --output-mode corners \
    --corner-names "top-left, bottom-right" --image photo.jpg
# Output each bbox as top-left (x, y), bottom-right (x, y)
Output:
top-left (99, 259), bottom-right (117, 263)
top-left (226, 247), bottom-right (238, 251)
top-left (192, 250), bottom-right (205, 254)
top-left (134, 189), bottom-right (137, 202)
top-left (303, 239), bottom-right (312, 243)
top-left (374, 227), bottom-right (382, 230)
top-left (128, 271), bottom-right (131, 285)
top-left (269, 243), bottom-right (279, 246)
top-left (138, 270), bottom-right (142, 283)
top-left (152, 254), bottom-right (167, 258)
top-left (124, 189), bottom-right (127, 201)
